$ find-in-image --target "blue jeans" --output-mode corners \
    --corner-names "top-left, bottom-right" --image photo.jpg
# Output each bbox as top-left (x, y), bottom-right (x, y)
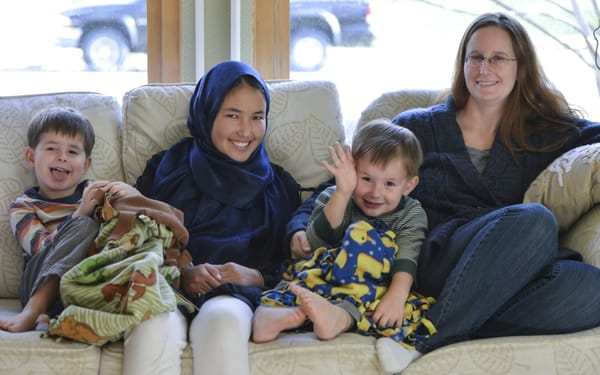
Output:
top-left (416, 203), bottom-right (600, 353)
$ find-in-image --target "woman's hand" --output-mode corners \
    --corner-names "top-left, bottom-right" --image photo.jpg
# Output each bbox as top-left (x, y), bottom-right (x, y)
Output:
top-left (290, 230), bottom-right (312, 259)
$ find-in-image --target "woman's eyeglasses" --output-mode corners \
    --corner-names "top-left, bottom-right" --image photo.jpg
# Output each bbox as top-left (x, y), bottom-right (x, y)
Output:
top-left (466, 55), bottom-right (517, 69)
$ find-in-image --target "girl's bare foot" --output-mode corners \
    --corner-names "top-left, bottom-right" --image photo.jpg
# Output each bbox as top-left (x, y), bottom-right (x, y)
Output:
top-left (252, 305), bottom-right (307, 343)
top-left (290, 283), bottom-right (352, 340)
top-left (0, 306), bottom-right (42, 332)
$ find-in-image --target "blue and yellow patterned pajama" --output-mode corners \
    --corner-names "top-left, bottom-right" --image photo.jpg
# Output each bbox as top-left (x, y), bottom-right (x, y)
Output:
top-left (260, 220), bottom-right (436, 347)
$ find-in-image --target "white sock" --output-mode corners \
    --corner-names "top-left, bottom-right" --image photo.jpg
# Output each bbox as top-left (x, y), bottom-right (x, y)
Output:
top-left (376, 337), bottom-right (423, 373)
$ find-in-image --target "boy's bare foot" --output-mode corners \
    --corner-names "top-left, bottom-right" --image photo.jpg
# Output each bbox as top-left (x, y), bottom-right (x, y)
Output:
top-left (252, 305), bottom-right (307, 343)
top-left (290, 283), bottom-right (352, 341)
top-left (0, 306), bottom-right (43, 332)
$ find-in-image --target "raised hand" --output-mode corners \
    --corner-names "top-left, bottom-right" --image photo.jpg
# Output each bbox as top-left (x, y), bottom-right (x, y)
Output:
top-left (322, 142), bottom-right (356, 196)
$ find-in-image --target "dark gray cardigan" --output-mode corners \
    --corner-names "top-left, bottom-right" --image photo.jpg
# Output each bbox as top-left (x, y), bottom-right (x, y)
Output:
top-left (393, 96), bottom-right (600, 295)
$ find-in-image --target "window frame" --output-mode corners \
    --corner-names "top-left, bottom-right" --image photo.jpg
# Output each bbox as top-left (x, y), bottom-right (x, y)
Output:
top-left (147, 0), bottom-right (289, 82)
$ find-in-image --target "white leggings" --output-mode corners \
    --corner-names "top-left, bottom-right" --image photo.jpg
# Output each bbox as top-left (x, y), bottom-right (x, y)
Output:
top-left (123, 310), bottom-right (188, 375)
top-left (189, 295), bottom-right (253, 375)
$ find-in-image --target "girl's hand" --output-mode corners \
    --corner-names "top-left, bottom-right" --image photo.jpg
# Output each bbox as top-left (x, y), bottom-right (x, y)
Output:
top-left (216, 262), bottom-right (264, 287)
top-left (322, 142), bottom-right (356, 196)
top-left (290, 230), bottom-right (312, 259)
top-left (181, 263), bottom-right (223, 295)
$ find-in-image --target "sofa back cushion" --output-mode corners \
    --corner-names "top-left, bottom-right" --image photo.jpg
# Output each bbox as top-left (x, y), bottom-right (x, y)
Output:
top-left (357, 89), bottom-right (447, 129)
top-left (122, 80), bottom-right (345, 199)
top-left (0, 92), bottom-right (124, 297)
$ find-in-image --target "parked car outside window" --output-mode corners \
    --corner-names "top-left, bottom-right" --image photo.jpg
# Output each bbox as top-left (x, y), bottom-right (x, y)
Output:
top-left (56, 0), bottom-right (146, 71)
top-left (290, 0), bottom-right (374, 71)
top-left (56, 0), bottom-right (374, 73)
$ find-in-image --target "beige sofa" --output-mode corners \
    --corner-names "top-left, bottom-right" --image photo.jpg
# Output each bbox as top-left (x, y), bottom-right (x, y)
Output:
top-left (0, 81), bottom-right (599, 375)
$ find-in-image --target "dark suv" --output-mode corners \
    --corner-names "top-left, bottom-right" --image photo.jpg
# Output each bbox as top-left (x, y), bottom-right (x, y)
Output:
top-left (56, 0), bottom-right (146, 71)
top-left (290, 0), bottom-right (374, 71)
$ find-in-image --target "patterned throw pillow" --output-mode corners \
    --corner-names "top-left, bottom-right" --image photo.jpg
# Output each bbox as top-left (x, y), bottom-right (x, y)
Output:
top-left (523, 144), bottom-right (600, 266)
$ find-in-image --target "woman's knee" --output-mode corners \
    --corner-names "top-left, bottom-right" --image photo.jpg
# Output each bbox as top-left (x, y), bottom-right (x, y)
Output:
top-left (504, 203), bottom-right (557, 236)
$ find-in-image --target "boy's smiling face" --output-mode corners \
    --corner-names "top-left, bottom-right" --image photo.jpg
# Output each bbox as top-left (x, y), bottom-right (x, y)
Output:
top-left (353, 156), bottom-right (418, 218)
top-left (25, 131), bottom-right (91, 200)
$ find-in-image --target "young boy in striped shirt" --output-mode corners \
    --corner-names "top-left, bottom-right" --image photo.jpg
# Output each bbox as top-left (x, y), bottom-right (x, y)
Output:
top-left (0, 106), bottom-right (136, 332)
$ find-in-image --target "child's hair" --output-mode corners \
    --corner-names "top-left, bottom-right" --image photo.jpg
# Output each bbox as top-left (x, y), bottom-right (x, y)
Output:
top-left (27, 107), bottom-right (95, 157)
top-left (352, 118), bottom-right (423, 177)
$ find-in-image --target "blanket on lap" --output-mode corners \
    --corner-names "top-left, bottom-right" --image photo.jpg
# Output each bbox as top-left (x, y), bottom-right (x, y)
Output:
top-left (261, 220), bottom-right (437, 348)
top-left (47, 190), bottom-right (193, 346)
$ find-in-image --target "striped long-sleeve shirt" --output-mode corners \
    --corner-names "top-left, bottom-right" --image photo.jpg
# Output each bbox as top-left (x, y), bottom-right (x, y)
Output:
top-left (9, 182), bottom-right (86, 259)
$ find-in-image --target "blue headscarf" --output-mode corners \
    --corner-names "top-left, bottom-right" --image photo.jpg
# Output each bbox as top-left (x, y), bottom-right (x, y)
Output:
top-left (187, 60), bottom-right (273, 207)
top-left (136, 61), bottom-right (300, 299)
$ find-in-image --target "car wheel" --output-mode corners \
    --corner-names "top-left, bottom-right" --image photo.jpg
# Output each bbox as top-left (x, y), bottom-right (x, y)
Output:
top-left (81, 28), bottom-right (130, 71)
top-left (290, 29), bottom-right (329, 72)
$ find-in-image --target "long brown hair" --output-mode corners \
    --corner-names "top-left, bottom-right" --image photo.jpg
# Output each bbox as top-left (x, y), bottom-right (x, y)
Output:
top-left (451, 13), bottom-right (580, 154)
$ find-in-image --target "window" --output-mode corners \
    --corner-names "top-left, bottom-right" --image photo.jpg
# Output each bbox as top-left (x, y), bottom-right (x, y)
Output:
top-left (4, 0), bottom-right (597, 137)
top-left (0, 0), bottom-right (148, 100)
top-left (289, 1), bottom-right (600, 140)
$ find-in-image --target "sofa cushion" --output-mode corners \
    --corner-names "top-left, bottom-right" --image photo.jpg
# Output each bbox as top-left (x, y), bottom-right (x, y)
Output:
top-left (0, 293), bottom-right (102, 374)
top-left (357, 89), bottom-right (447, 129)
top-left (523, 144), bottom-right (600, 266)
top-left (0, 92), bottom-right (124, 298)
top-left (98, 332), bottom-right (384, 375)
top-left (121, 80), bottom-right (345, 199)
top-left (121, 83), bottom-right (195, 185)
top-left (402, 326), bottom-right (600, 375)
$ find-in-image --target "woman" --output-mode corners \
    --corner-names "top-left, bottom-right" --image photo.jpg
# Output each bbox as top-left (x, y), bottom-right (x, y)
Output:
top-left (136, 61), bottom-right (301, 375)
top-left (377, 12), bottom-right (600, 372)
top-left (289, 13), bottom-right (600, 373)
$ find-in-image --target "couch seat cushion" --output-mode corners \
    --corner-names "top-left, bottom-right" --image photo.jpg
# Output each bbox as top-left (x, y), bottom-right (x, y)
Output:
top-left (99, 331), bottom-right (385, 375)
top-left (0, 298), bottom-right (101, 375)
